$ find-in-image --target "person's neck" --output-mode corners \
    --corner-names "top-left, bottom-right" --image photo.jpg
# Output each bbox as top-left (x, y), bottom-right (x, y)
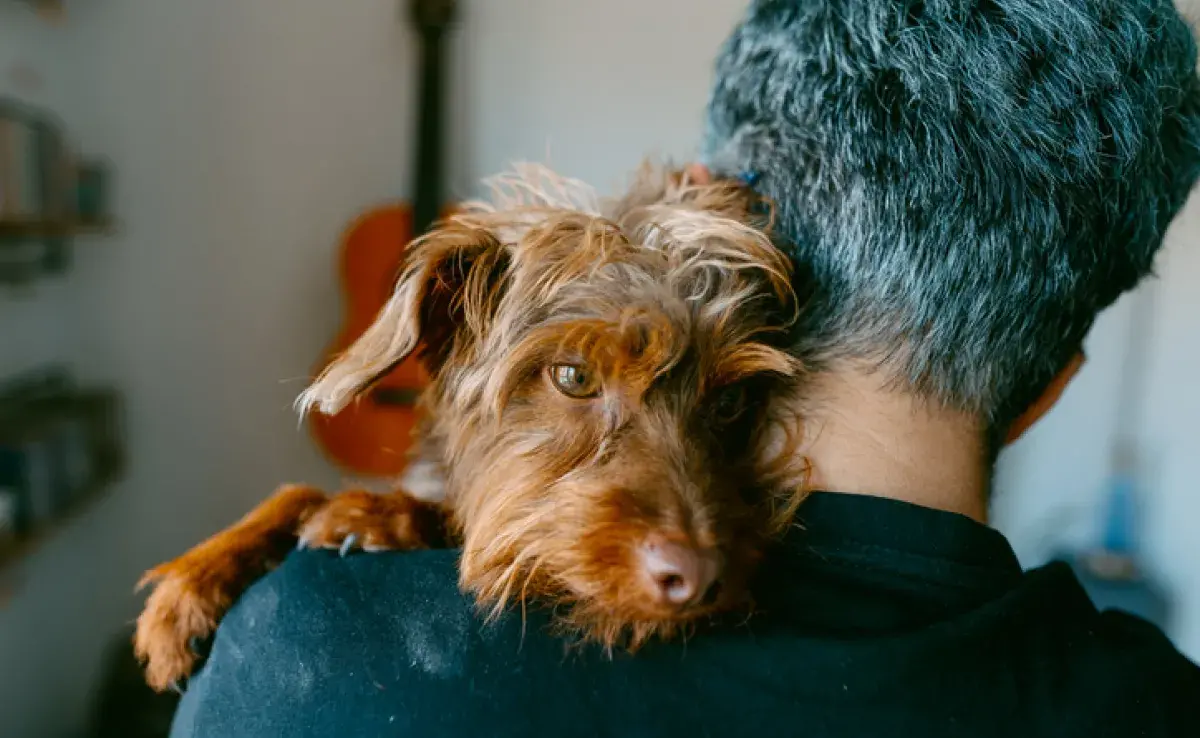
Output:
top-left (798, 370), bottom-right (990, 523)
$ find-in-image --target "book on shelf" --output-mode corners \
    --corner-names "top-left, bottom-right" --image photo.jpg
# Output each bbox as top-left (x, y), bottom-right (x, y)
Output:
top-left (0, 98), bottom-right (77, 225)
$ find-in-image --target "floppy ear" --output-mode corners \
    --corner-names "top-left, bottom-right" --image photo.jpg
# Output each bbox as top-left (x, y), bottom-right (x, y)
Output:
top-left (296, 220), bottom-right (507, 417)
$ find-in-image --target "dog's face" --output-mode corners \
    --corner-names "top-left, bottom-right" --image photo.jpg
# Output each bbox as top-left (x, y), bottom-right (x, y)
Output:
top-left (299, 164), bottom-right (808, 648)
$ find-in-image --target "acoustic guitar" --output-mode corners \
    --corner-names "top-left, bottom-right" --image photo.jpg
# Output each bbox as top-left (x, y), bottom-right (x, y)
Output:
top-left (307, 0), bottom-right (459, 477)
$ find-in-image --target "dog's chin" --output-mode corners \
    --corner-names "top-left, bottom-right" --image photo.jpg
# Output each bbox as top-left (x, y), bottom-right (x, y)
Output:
top-left (549, 573), bottom-right (744, 653)
top-left (458, 528), bottom-right (758, 651)
top-left (551, 597), bottom-right (727, 654)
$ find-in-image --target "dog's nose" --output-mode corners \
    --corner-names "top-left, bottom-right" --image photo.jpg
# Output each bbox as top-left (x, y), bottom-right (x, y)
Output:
top-left (639, 536), bottom-right (721, 610)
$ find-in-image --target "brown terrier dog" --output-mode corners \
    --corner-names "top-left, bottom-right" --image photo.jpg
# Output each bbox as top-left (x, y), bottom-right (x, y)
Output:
top-left (133, 162), bottom-right (810, 693)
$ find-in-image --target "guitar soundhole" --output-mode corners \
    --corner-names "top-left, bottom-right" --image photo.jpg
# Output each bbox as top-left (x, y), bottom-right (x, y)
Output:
top-left (372, 387), bottom-right (421, 407)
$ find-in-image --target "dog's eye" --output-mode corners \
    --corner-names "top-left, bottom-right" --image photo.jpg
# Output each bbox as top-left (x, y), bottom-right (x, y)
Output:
top-left (712, 384), bottom-right (748, 423)
top-left (548, 364), bottom-right (600, 399)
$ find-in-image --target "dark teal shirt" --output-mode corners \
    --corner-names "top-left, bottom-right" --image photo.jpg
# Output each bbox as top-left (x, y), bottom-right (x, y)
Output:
top-left (169, 492), bottom-right (1200, 737)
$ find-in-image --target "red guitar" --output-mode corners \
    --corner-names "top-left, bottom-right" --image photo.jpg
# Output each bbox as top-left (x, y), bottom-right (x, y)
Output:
top-left (307, 0), bottom-right (459, 477)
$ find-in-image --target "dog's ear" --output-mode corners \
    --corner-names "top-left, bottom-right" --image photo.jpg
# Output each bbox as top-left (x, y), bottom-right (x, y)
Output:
top-left (296, 220), bottom-right (507, 417)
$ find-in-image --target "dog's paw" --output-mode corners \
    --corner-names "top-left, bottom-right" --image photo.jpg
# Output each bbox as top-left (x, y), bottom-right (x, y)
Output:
top-left (134, 565), bottom-right (223, 693)
top-left (296, 490), bottom-right (443, 555)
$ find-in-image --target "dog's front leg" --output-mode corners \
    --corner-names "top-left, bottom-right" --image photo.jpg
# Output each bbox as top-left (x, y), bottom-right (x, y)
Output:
top-left (133, 484), bottom-right (448, 693)
top-left (133, 484), bottom-right (330, 692)
top-left (296, 488), bottom-right (448, 554)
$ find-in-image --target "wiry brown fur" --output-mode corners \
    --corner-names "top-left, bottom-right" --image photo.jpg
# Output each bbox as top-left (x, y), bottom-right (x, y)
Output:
top-left (134, 161), bottom-right (810, 692)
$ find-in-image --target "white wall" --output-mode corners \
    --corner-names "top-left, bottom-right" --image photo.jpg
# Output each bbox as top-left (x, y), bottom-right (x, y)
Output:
top-left (1, 1), bottom-right (748, 735)
top-left (1136, 199), bottom-right (1200, 658)
top-left (0, 6), bottom-right (131, 738)
top-left (0, 4), bottom-right (76, 380)
top-left (58, 0), bottom-right (751, 555)
top-left (2, 0), bottom-right (1197, 734)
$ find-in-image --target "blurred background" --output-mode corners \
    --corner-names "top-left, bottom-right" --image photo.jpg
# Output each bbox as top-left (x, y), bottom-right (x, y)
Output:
top-left (0, 0), bottom-right (1197, 735)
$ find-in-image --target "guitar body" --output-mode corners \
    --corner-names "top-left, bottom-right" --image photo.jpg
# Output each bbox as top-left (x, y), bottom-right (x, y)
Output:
top-left (308, 0), bottom-right (459, 478)
top-left (308, 205), bottom-right (422, 476)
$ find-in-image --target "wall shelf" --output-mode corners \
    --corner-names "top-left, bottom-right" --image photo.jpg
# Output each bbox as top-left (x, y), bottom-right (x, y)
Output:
top-left (1, 91), bottom-right (115, 284)
top-left (0, 370), bottom-right (126, 578)
top-left (0, 466), bottom-right (119, 574)
top-left (0, 218), bottom-right (115, 239)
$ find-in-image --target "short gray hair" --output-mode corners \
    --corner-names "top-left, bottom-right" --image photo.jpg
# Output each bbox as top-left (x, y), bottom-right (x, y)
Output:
top-left (702, 0), bottom-right (1200, 428)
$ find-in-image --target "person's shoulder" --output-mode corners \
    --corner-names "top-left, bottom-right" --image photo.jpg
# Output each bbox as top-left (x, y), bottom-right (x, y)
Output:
top-left (215, 547), bottom-right (482, 674)
top-left (1082, 609), bottom-right (1200, 734)
top-left (235, 546), bottom-right (468, 624)
top-left (1088, 607), bottom-right (1200, 688)
top-left (170, 549), bottom-right (618, 737)
top-left (1022, 561), bottom-right (1197, 672)
top-left (1019, 562), bottom-right (1200, 733)
top-left (171, 548), bottom-right (544, 737)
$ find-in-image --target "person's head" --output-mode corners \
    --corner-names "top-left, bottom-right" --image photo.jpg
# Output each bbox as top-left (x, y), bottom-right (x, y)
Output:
top-left (699, 0), bottom-right (1200, 461)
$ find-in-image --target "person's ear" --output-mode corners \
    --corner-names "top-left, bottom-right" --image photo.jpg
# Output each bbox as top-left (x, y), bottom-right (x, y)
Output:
top-left (1004, 350), bottom-right (1087, 445)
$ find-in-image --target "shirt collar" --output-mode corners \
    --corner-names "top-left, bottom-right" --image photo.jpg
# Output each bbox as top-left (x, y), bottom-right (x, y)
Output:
top-left (784, 491), bottom-right (1022, 575)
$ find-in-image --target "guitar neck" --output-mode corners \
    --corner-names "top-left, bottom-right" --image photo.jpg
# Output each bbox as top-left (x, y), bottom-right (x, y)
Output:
top-left (411, 24), bottom-right (448, 238)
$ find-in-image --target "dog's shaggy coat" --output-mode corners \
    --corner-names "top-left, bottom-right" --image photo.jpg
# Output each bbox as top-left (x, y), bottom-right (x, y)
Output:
top-left (133, 163), bottom-right (810, 693)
